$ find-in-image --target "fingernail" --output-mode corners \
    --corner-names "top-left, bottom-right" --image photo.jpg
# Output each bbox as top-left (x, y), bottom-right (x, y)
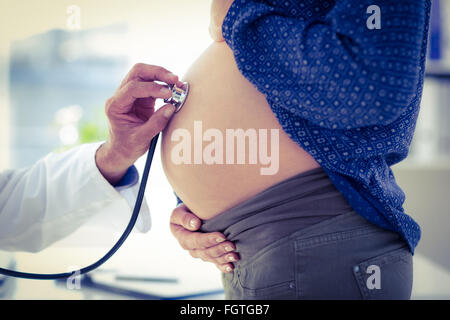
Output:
top-left (160, 87), bottom-right (171, 95)
top-left (216, 237), bottom-right (225, 243)
top-left (227, 255), bottom-right (235, 262)
top-left (225, 266), bottom-right (232, 273)
top-left (163, 105), bottom-right (175, 118)
top-left (225, 246), bottom-right (234, 252)
top-left (168, 72), bottom-right (177, 80)
top-left (190, 219), bottom-right (198, 229)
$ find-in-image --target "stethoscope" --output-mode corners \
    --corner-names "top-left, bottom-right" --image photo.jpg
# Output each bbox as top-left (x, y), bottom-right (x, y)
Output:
top-left (0, 82), bottom-right (190, 280)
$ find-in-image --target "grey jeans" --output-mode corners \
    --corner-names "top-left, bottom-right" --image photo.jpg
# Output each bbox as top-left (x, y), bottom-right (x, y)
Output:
top-left (222, 210), bottom-right (413, 300)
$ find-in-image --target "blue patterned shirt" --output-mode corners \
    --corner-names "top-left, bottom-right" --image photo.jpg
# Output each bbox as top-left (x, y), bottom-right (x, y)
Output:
top-left (221, 0), bottom-right (431, 253)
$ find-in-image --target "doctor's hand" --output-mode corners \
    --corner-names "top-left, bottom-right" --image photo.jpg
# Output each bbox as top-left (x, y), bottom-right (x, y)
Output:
top-left (170, 204), bottom-right (240, 273)
top-left (96, 63), bottom-right (183, 185)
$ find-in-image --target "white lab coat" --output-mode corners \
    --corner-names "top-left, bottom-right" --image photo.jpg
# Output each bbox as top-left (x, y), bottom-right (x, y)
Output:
top-left (0, 142), bottom-right (150, 253)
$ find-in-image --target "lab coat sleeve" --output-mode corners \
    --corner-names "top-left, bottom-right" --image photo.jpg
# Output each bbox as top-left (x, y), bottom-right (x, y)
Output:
top-left (0, 142), bottom-right (151, 253)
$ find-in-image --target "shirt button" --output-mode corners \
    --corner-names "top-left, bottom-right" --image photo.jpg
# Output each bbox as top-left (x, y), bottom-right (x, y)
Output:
top-left (289, 282), bottom-right (295, 289)
top-left (354, 266), bottom-right (360, 273)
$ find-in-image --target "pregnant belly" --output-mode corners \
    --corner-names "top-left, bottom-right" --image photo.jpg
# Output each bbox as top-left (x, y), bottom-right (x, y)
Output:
top-left (161, 41), bottom-right (320, 219)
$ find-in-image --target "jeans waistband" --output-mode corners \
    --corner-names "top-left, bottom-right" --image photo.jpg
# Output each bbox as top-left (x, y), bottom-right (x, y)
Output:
top-left (201, 167), bottom-right (355, 261)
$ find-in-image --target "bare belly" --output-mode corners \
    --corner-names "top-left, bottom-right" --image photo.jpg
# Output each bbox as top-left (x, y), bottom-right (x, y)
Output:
top-left (161, 41), bottom-right (320, 219)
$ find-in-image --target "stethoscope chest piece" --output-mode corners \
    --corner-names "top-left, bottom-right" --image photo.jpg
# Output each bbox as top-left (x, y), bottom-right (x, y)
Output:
top-left (164, 82), bottom-right (190, 113)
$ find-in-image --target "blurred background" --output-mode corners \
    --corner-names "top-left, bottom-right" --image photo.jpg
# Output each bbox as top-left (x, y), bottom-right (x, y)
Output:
top-left (0, 0), bottom-right (449, 299)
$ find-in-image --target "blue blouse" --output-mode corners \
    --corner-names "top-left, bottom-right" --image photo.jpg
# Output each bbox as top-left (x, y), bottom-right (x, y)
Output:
top-left (220, 0), bottom-right (431, 253)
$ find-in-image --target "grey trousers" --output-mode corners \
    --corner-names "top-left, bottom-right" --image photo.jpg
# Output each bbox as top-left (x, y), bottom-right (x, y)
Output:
top-left (222, 210), bottom-right (413, 300)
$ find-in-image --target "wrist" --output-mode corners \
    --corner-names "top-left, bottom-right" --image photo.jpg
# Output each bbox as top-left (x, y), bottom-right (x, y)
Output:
top-left (95, 142), bottom-right (134, 185)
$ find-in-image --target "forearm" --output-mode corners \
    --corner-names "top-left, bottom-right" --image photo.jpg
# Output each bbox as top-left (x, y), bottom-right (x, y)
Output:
top-left (0, 143), bottom-right (150, 252)
top-left (0, 144), bottom-right (116, 251)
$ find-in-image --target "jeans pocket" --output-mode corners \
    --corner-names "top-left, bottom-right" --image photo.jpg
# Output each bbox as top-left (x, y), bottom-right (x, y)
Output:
top-left (234, 240), bottom-right (297, 300)
top-left (237, 274), bottom-right (296, 300)
top-left (352, 246), bottom-right (413, 300)
top-left (223, 270), bottom-right (295, 300)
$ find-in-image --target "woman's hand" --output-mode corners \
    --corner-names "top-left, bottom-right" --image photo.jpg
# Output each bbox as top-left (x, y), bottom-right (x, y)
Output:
top-left (209, 0), bottom-right (234, 42)
top-left (96, 63), bottom-right (184, 185)
top-left (170, 204), bottom-right (240, 273)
